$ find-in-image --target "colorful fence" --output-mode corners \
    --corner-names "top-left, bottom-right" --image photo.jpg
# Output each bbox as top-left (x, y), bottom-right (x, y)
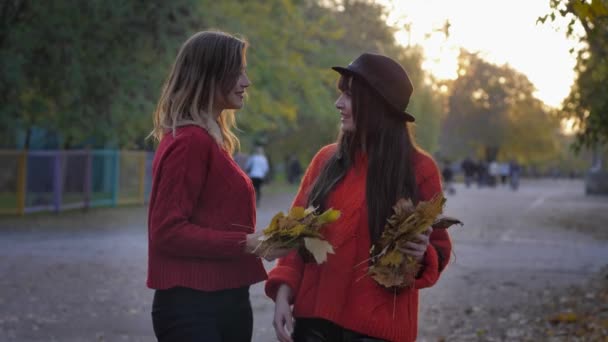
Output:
top-left (0, 150), bottom-right (153, 215)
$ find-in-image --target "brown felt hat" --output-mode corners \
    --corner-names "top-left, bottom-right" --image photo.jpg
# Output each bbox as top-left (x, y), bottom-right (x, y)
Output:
top-left (332, 53), bottom-right (415, 122)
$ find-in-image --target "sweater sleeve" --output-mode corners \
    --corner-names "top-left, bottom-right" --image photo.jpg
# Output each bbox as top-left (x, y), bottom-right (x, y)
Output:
top-left (148, 133), bottom-right (249, 260)
top-left (414, 155), bottom-right (453, 289)
top-left (265, 145), bottom-right (335, 302)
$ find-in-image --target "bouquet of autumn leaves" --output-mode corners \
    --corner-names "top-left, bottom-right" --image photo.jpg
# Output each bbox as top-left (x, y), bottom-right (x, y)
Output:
top-left (368, 195), bottom-right (462, 289)
top-left (255, 206), bottom-right (341, 264)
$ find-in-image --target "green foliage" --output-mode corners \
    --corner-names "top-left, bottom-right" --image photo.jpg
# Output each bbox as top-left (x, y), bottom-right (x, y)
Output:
top-left (0, 0), bottom-right (198, 148)
top-left (1, 0), bottom-right (442, 160)
top-left (540, 0), bottom-right (608, 151)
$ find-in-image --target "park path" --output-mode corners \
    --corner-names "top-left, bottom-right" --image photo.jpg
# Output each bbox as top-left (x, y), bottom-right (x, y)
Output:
top-left (0, 179), bottom-right (606, 341)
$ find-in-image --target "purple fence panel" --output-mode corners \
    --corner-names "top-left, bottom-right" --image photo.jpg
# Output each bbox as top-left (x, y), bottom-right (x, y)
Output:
top-left (61, 151), bottom-right (88, 210)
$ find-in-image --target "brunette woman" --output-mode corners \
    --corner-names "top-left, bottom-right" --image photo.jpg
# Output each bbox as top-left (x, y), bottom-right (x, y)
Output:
top-left (266, 53), bottom-right (452, 342)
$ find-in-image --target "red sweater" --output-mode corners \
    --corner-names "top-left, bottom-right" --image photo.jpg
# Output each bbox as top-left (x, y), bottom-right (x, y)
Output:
top-left (265, 144), bottom-right (452, 342)
top-left (147, 125), bottom-right (266, 291)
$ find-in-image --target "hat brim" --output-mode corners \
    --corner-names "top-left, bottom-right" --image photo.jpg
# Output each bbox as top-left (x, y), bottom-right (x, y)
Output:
top-left (331, 66), bottom-right (416, 122)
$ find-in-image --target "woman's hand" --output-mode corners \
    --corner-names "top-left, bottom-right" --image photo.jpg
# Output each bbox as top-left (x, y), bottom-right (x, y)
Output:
top-left (245, 231), bottom-right (292, 261)
top-left (398, 226), bottom-right (432, 262)
top-left (273, 284), bottom-right (294, 342)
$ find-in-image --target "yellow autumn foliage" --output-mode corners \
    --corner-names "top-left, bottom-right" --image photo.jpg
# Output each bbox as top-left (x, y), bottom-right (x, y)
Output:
top-left (256, 206), bottom-right (341, 264)
top-left (368, 195), bottom-right (462, 289)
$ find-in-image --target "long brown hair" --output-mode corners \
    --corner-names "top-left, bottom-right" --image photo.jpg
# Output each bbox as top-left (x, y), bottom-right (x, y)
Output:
top-left (307, 74), bottom-right (419, 244)
top-left (151, 30), bottom-right (246, 154)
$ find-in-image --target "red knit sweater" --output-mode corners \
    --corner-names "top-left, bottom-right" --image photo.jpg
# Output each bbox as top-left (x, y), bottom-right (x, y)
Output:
top-left (147, 125), bottom-right (266, 291)
top-left (265, 144), bottom-right (452, 342)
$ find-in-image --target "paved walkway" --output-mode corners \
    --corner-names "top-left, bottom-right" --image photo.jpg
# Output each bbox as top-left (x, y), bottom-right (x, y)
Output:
top-left (0, 179), bottom-right (606, 341)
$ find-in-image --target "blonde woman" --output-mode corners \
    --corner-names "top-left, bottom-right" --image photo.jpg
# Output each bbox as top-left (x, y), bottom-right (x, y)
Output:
top-left (147, 31), bottom-right (288, 342)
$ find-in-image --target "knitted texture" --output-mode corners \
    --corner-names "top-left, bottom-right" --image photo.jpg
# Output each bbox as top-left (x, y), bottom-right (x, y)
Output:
top-left (147, 126), bottom-right (266, 291)
top-left (266, 144), bottom-right (451, 342)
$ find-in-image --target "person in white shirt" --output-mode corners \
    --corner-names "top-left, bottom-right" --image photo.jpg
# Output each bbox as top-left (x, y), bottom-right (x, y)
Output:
top-left (246, 146), bottom-right (270, 204)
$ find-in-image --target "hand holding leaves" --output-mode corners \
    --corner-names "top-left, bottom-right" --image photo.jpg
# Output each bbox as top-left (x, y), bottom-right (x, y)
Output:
top-left (368, 195), bottom-right (462, 289)
top-left (255, 206), bottom-right (341, 264)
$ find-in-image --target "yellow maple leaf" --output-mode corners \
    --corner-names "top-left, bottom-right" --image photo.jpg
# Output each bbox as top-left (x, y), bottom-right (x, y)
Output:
top-left (289, 206), bottom-right (306, 220)
top-left (286, 224), bottom-right (307, 237)
top-left (379, 249), bottom-right (403, 267)
top-left (316, 208), bottom-right (341, 224)
top-left (263, 212), bottom-right (285, 235)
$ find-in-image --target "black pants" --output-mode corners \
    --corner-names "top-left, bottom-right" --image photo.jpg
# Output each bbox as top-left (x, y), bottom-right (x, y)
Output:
top-left (152, 286), bottom-right (252, 342)
top-left (250, 177), bottom-right (263, 202)
top-left (293, 318), bottom-right (387, 342)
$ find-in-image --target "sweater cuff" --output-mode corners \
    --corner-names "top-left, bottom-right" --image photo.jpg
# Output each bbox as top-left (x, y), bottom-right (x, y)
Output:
top-left (265, 266), bottom-right (302, 303)
top-left (214, 231), bottom-right (250, 258)
top-left (414, 244), bottom-right (439, 289)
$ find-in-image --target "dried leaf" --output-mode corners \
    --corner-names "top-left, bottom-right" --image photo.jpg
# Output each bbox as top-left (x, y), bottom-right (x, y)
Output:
top-left (549, 312), bottom-right (579, 324)
top-left (303, 237), bottom-right (334, 264)
top-left (433, 215), bottom-right (464, 229)
top-left (368, 265), bottom-right (403, 288)
top-left (316, 208), bottom-right (341, 224)
top-left (379, 249), bottom-right (403, 267)
top-left (289, 207), bottom-right (306, 220)
top-left (255, 207), bottom-right (340, 264)
top-left (368, 195), bottom-right (459, 289)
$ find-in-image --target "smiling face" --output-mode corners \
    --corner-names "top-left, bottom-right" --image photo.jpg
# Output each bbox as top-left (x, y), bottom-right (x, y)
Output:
top-left (336, 75), bottom-right (354, 132)
top-left (219, 70), bottom-right (250, 110)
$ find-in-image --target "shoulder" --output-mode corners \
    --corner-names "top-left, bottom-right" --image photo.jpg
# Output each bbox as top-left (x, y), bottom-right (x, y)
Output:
top-left (312, 144), bottom-right (338, 165)
top-left (163, 126), bottom-right (216, 150)
top-left (300, 144), bottom-right (337, 181)
top-left (412, 149), bottom-right (440, 180)
top-left (158, 126), bottom-right (218, 162)
top-left (174, 125), bottom-right (215, 145)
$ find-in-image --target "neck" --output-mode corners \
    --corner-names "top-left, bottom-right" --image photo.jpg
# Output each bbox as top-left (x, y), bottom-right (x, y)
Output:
top-left (212, 107), bottom-right (222, 120)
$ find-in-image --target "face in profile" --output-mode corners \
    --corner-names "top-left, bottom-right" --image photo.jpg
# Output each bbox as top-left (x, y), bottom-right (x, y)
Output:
top-left (216, 69), bottom-right (251, 111)
top-left (335, 88), bottom-right (354, 132)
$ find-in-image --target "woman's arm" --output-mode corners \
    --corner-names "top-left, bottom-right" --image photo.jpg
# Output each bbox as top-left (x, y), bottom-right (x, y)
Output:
top-left (149, 133), bottom-right (254, 260)
top-left (413, 155), bottom-right (453, 289)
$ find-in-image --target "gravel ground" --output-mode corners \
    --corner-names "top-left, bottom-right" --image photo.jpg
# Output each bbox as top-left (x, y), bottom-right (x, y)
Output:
top-left (0, 179), bottom-right (606, 341)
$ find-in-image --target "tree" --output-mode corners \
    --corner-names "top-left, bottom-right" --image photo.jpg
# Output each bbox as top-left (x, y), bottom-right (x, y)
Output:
top-left (440, 50), bottom-right (560, 164)
top-left (540, 0), bottom-right (608, 151)
top-left (0, 1), bottom-right (199, 148)
top-left (0, 0), bottom-right (443, 159)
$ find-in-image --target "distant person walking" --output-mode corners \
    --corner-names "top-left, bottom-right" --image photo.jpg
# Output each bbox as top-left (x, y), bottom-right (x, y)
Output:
top-left (442, 161), bottom-right (456, 195)
top-left (489, 161), bottom-right (499, 187)
top-left (246, 146), bottom-right (270, 204)
top-left (286, 154), bottom-right (303, 184)
top-left (461, 156), bottom-right (477, 188)
top-left (499, 162), bottom-right (509, 186)
top-left (509, 159), bottom-right (521, 190)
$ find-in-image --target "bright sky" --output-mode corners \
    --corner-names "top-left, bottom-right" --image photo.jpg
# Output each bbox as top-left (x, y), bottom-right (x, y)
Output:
top-left (379, 0), bottom-right (582, 107)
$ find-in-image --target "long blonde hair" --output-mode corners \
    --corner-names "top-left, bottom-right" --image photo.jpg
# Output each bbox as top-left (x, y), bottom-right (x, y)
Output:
top-left (151, 30), bottom-right (246, 154)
